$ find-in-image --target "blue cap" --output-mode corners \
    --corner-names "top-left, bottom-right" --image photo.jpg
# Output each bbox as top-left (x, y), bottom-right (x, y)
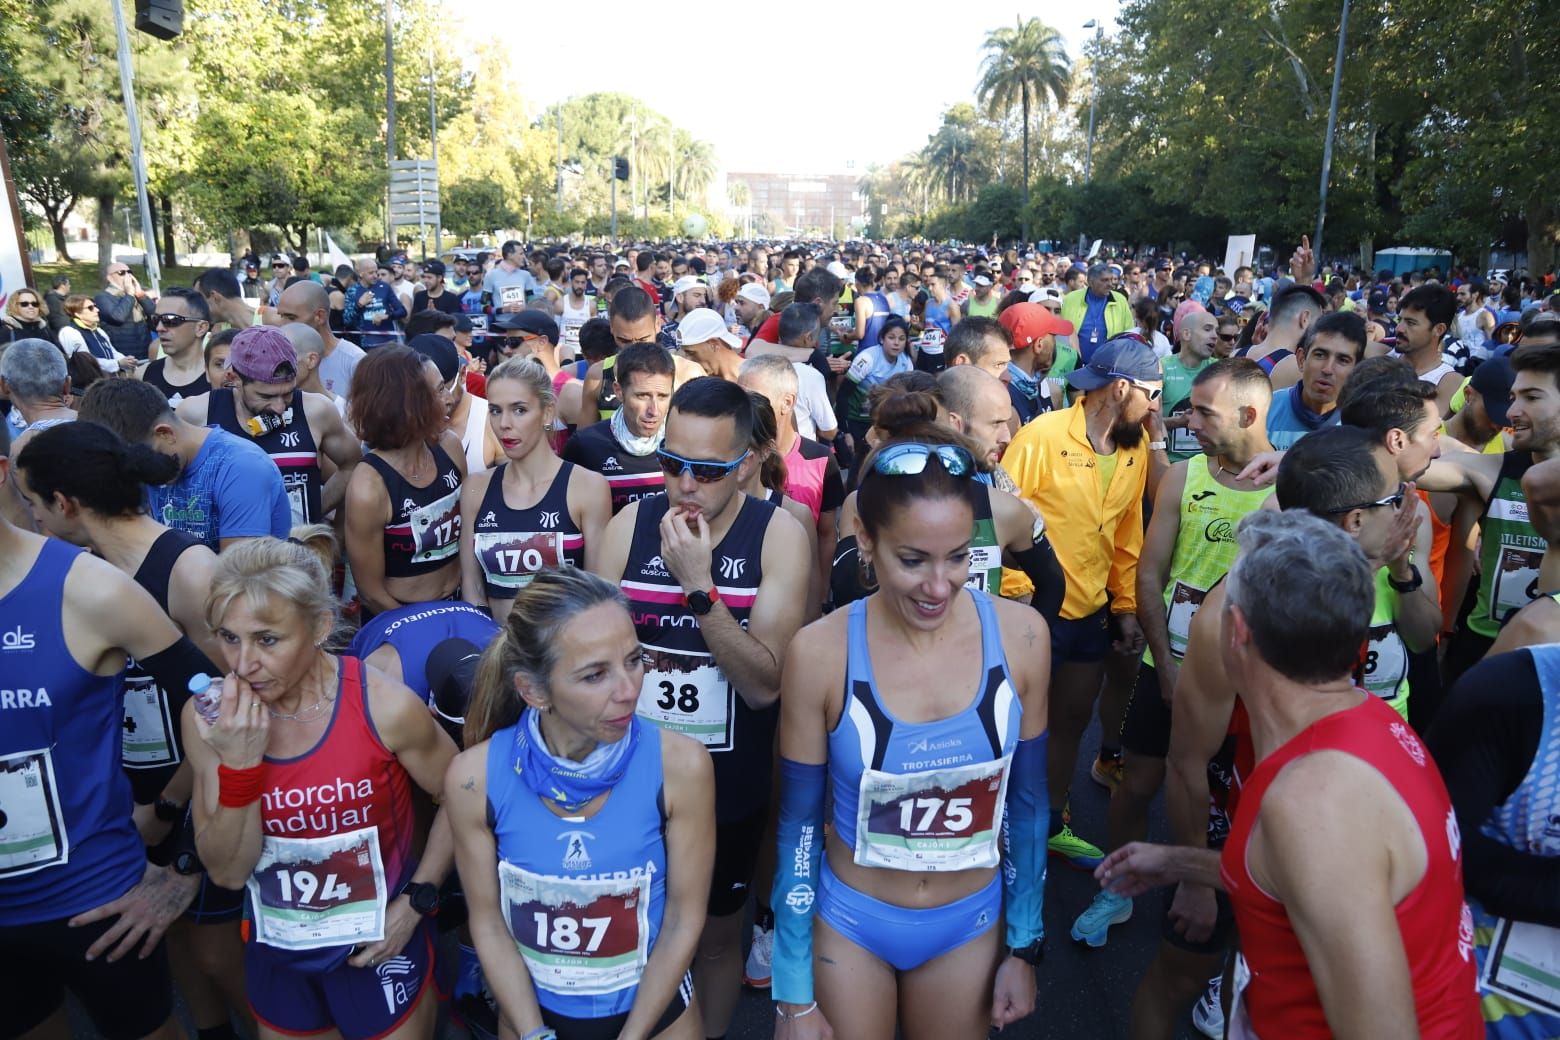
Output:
top-left (1469, 355), bottom-right (1515, 427)
top-left (1067, 336), bottom-right (1164, 392)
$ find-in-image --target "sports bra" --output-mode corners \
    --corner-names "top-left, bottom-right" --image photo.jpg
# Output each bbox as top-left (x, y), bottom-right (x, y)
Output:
top-left (361, 444), bottom-right (463, 579)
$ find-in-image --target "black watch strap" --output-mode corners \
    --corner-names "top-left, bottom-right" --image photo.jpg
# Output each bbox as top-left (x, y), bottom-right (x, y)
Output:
top-left (400, 880), bottom-right (439, 915)
top-left (1387, 563), bottom-right (1422, 593)
top-left (1007, 938), bottom-right (1046, 965)
top-left (153, 798), bottom-right (187, 823)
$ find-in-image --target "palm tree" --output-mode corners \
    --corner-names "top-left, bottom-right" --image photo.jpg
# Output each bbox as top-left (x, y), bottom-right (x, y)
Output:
top-left (976, 16), bottom-right (1071, 242)
top-left (676, 135), bottom-right (717, 209)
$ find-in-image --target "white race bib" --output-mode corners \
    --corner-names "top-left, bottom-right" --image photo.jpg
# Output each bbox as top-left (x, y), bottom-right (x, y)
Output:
top-left (475, 531), bottom-right (564, 590)
top-left (853, 757), bottom-right (1009, 872)
top-left (283, 473), bottom-right (310, 526)
top-left (410, 488), bottom-right (462, 565)
top-left (1491, 544), bottom-right (1543, 623)
top-left (246, 826), bottom-right (387, 951)
top-left (1166, 581), bottom-right (1208, 660)
top-left (963, 544), bottom-right (1001, 592)
top-left (637, 646), bottom-right (732, 751)
top-left (1362, 622), bottom-right (1409, 702)
top-left (0, 748), bottom-right (68, 877)
top-left (121, 672), bottom-right (179, 770)
top-left (499, 285), bottom-right (526, 309)
top-left (498, 862), bottom-right (651, 997)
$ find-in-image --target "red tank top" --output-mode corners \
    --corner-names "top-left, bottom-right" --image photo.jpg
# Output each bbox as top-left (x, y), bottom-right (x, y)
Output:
top-left (1219, 695), bottom-right (1480, 1039)
top-left (257, 657), bottom-right (416, 892)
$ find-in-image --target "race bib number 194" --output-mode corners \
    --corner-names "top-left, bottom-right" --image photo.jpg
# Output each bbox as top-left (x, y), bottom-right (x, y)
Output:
top-left (247, 826), bottom-right (387, 951)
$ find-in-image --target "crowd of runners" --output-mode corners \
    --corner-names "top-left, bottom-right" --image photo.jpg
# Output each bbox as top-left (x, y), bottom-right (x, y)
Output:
top-left (1, 237), bottom-right (1557, 1040)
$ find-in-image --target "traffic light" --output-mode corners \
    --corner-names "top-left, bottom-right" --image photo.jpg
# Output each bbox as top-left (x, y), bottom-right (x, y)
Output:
top-left (135, 0), bottom-right (184, 39)
top-left (613, 157), bottom-right (630, 181)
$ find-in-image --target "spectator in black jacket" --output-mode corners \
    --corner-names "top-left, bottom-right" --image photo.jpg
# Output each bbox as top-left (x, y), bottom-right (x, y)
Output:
top-left (2, 287), bottom-right (55, 346)
top-left (43, 275), bottom-right (71, 332)
top-left (93, 261), bottom-right (153, 359)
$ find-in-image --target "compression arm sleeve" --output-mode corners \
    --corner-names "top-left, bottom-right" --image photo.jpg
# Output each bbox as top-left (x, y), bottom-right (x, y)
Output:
top-left (772, 758), bottom-right (827, 1005)
top-left (1008, 536), bottom-right (1065, 629)
top-left (1004, 733), bottom-right (1049, 948)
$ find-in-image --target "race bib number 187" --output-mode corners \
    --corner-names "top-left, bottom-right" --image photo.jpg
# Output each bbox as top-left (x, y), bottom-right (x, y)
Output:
top-left (499, 863), bottom-right (650, 997)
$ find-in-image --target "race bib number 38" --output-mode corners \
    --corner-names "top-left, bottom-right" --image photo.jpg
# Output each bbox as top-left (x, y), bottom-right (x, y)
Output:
top-left (498, 863), bottom-right (650, 996)
top-left (854, 758), bottom-right (1009, 871)
top-left (637, 646), bottom-right (733, 751)
top-left (247, 826), bottom-right (386, 951)
top-left (0, 748), bottom-right (68, 877)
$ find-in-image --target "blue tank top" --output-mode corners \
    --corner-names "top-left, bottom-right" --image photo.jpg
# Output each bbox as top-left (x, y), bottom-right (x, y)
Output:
top-left (623, 493), bottom-right (776, 822)
top-left (1483, 644), bottom-right (1560, 858)
top-left (828, 590), bottom-right (1022, 873)
top-left (923, 296), bottom-right (953, 335)
top-left (0, 539), bottom-right (144, 924)
top-left (860, 291), bottom-right (891, 349)
top-left (486, 717), bottom-right (667, 1018)
top-left (347, 601), bottom-right (499, 704)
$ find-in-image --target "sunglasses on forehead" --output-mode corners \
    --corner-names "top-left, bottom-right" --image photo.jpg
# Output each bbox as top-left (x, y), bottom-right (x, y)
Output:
top-left (867, 442), bottom-right (976, 480)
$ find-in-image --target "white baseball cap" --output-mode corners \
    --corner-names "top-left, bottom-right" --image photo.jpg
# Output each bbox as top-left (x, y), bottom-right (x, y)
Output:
top-left (671, 275), bottom-right (705, 298)
top-left (737, 283), bottom-right (772, 307)
top-left (676, 308), bottom-right (743, 350)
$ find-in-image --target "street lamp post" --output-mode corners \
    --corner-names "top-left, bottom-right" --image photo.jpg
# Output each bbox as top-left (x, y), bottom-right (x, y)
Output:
top-left (524, 195), bottom-right (533, 241)
top-left (1083, 20), bottom-right (1103, 185)
top-left (1313, 0), bottom-right (1352, 267)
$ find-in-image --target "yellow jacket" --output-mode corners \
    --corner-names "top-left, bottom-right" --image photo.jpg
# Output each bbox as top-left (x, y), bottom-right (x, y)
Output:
top-left (1060, 288), bottom-right (1134, 354)
top-left (1002, 398), bottom-right (1147, 619)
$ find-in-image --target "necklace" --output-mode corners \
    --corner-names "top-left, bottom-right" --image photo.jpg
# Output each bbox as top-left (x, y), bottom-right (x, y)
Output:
top-left (266, 656), bottom-right (336, 721)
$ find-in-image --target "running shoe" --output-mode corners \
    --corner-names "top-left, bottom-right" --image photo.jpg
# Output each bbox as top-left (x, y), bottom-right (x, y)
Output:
top-left (1090, 753), bottom-right (1123, 791)
top-left (1070, 890), bottom-right (1133, 947)
top-left (743, 923), bottom-right (773, 989)
top-left (1191, 974), bottom-right (1225, 1039)
top-left (1047, 825), bottom-right (1105, 869)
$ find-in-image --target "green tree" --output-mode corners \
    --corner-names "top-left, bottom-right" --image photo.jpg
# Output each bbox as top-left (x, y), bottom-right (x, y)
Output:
top-left (443, 180), bottom-right (520, 240)
top-left (976, 16), bottom-right (1071, 243)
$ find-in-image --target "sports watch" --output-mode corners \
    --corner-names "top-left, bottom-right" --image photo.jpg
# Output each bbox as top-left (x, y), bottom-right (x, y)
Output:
top-left (1007, 938), bottom-right (1046, 966)
top-left (685, 586), bottom-right (721, 616)
top-left (399, 880), bottom-right (440, 916)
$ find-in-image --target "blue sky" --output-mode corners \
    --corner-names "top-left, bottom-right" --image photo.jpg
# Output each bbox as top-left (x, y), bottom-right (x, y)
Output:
top-left (474, 1), bottom-right (1122, 175)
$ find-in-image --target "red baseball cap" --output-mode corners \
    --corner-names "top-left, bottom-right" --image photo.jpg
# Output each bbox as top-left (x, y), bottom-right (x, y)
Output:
top-left (999, 302), bottom-right (1075, 348)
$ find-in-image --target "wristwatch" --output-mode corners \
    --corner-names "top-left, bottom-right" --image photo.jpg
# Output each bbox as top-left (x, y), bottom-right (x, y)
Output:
top-left (153, 797), bottom-right (187, 823)
top-left (1387, 563), bottom-right (1423, 594)
top-left (685, 586), bottom-right (721, 616)
top-left (399, 880), bottom-right (440, 916)
top-left (1148, 441), bottom-right (1168, 452)
top-left (1007, 938), bottom-right (1046, 965)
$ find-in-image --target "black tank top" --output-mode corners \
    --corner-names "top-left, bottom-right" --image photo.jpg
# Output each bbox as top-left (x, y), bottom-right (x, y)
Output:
top-left (471, 461), bottom-right (585, 599)
top-left (361, 444), bottom-right (464, 579)
top-left (140, 359), bottom-right (210, 406)
top-left (208, 387), bottom-right (322, 525)
top-left (122, 527), bottom-right (205, 803)
top-left (623, 493), bottom-right (777, 821)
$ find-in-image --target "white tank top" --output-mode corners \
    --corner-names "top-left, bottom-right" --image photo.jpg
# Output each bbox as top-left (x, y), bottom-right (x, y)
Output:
top-left (460, 393), bottom-right (489, 474)
top-left (1455, 310), bottom-right (1488, 350)
top-left (559, 295), bottom-right (592, 352)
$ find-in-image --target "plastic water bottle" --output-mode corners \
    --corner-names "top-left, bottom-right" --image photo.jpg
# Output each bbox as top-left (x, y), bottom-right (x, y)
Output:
top-left (190, 673), bottom-right (222, 723)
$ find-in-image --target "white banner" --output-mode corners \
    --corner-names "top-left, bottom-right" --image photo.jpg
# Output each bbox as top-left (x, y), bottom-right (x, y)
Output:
top-left (1223, 235), bottom-right (1257, 278)
top-left (0, 145), bottom-right (29, 306)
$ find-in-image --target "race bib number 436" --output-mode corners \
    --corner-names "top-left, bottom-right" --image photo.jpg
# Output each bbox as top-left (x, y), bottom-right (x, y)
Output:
top-left (499, 863), bottom-right (650, 997)
top-left (854, 758), bottom-right (1009, 871)
top-left (247, 826), bottom-right (387, 951)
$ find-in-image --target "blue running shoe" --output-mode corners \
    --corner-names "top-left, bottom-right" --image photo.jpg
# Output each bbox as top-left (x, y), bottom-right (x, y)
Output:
top-left (1070, 890), bottom-right (1133, 947)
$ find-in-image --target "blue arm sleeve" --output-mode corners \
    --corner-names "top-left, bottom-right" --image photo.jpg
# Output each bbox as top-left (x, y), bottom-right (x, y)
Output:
top-left (772, 757), bottom-right (826, 1005)
top-left (1003, 732), bottom-right (1049, 948)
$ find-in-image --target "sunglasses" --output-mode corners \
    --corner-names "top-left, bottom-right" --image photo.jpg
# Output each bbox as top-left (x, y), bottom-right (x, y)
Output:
top-left (1127, 379), bottom-right (1164, 401)
top-left (656, 447), bottom-right (749, 483)
top-left (1217, 332), bottom-right (1240, 342)
top-left (155, 313), bottom-right (197, 328)
top-left (14, 299), bottom-right (39, 307)
top-left (81, 303), bottom-right (99, 312)
top-left (1325, 482), bottom-right (1407, 516)
top-left (869, 442), bottom-right (976, 480)
top-left (109, 269), bottom-right (129, 276)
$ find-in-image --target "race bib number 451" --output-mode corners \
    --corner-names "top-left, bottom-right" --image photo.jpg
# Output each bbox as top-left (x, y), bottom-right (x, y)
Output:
top-left (854, 758), bottom-right (1009, 871)
top-left (498, 863), bottom-right (650, 997)
top-left (247, 826), bottom-right (387, 951)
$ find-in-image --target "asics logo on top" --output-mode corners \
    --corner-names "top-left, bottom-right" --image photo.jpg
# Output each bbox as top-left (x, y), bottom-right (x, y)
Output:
top-left (1, 626), bottom-right (36, 651)
top-left (718, 555), bottom-right (746, 581)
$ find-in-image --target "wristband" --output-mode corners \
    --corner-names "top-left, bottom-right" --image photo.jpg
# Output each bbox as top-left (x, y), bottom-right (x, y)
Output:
top-left (520, 1029), bottom-right (557, 1040)
top-left (217, 763), bottom-right (266, 808)
top-left (1148, 441), bottom-right (1167, 452)
top-left (775, 1001), bottom-right (819, 1022)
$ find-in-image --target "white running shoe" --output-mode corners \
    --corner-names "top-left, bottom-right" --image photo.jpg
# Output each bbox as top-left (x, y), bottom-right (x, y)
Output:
top-left (743, 923), bottom-right (773, 988)
top-left (1191, 973), bottom-right (1225, 1039)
